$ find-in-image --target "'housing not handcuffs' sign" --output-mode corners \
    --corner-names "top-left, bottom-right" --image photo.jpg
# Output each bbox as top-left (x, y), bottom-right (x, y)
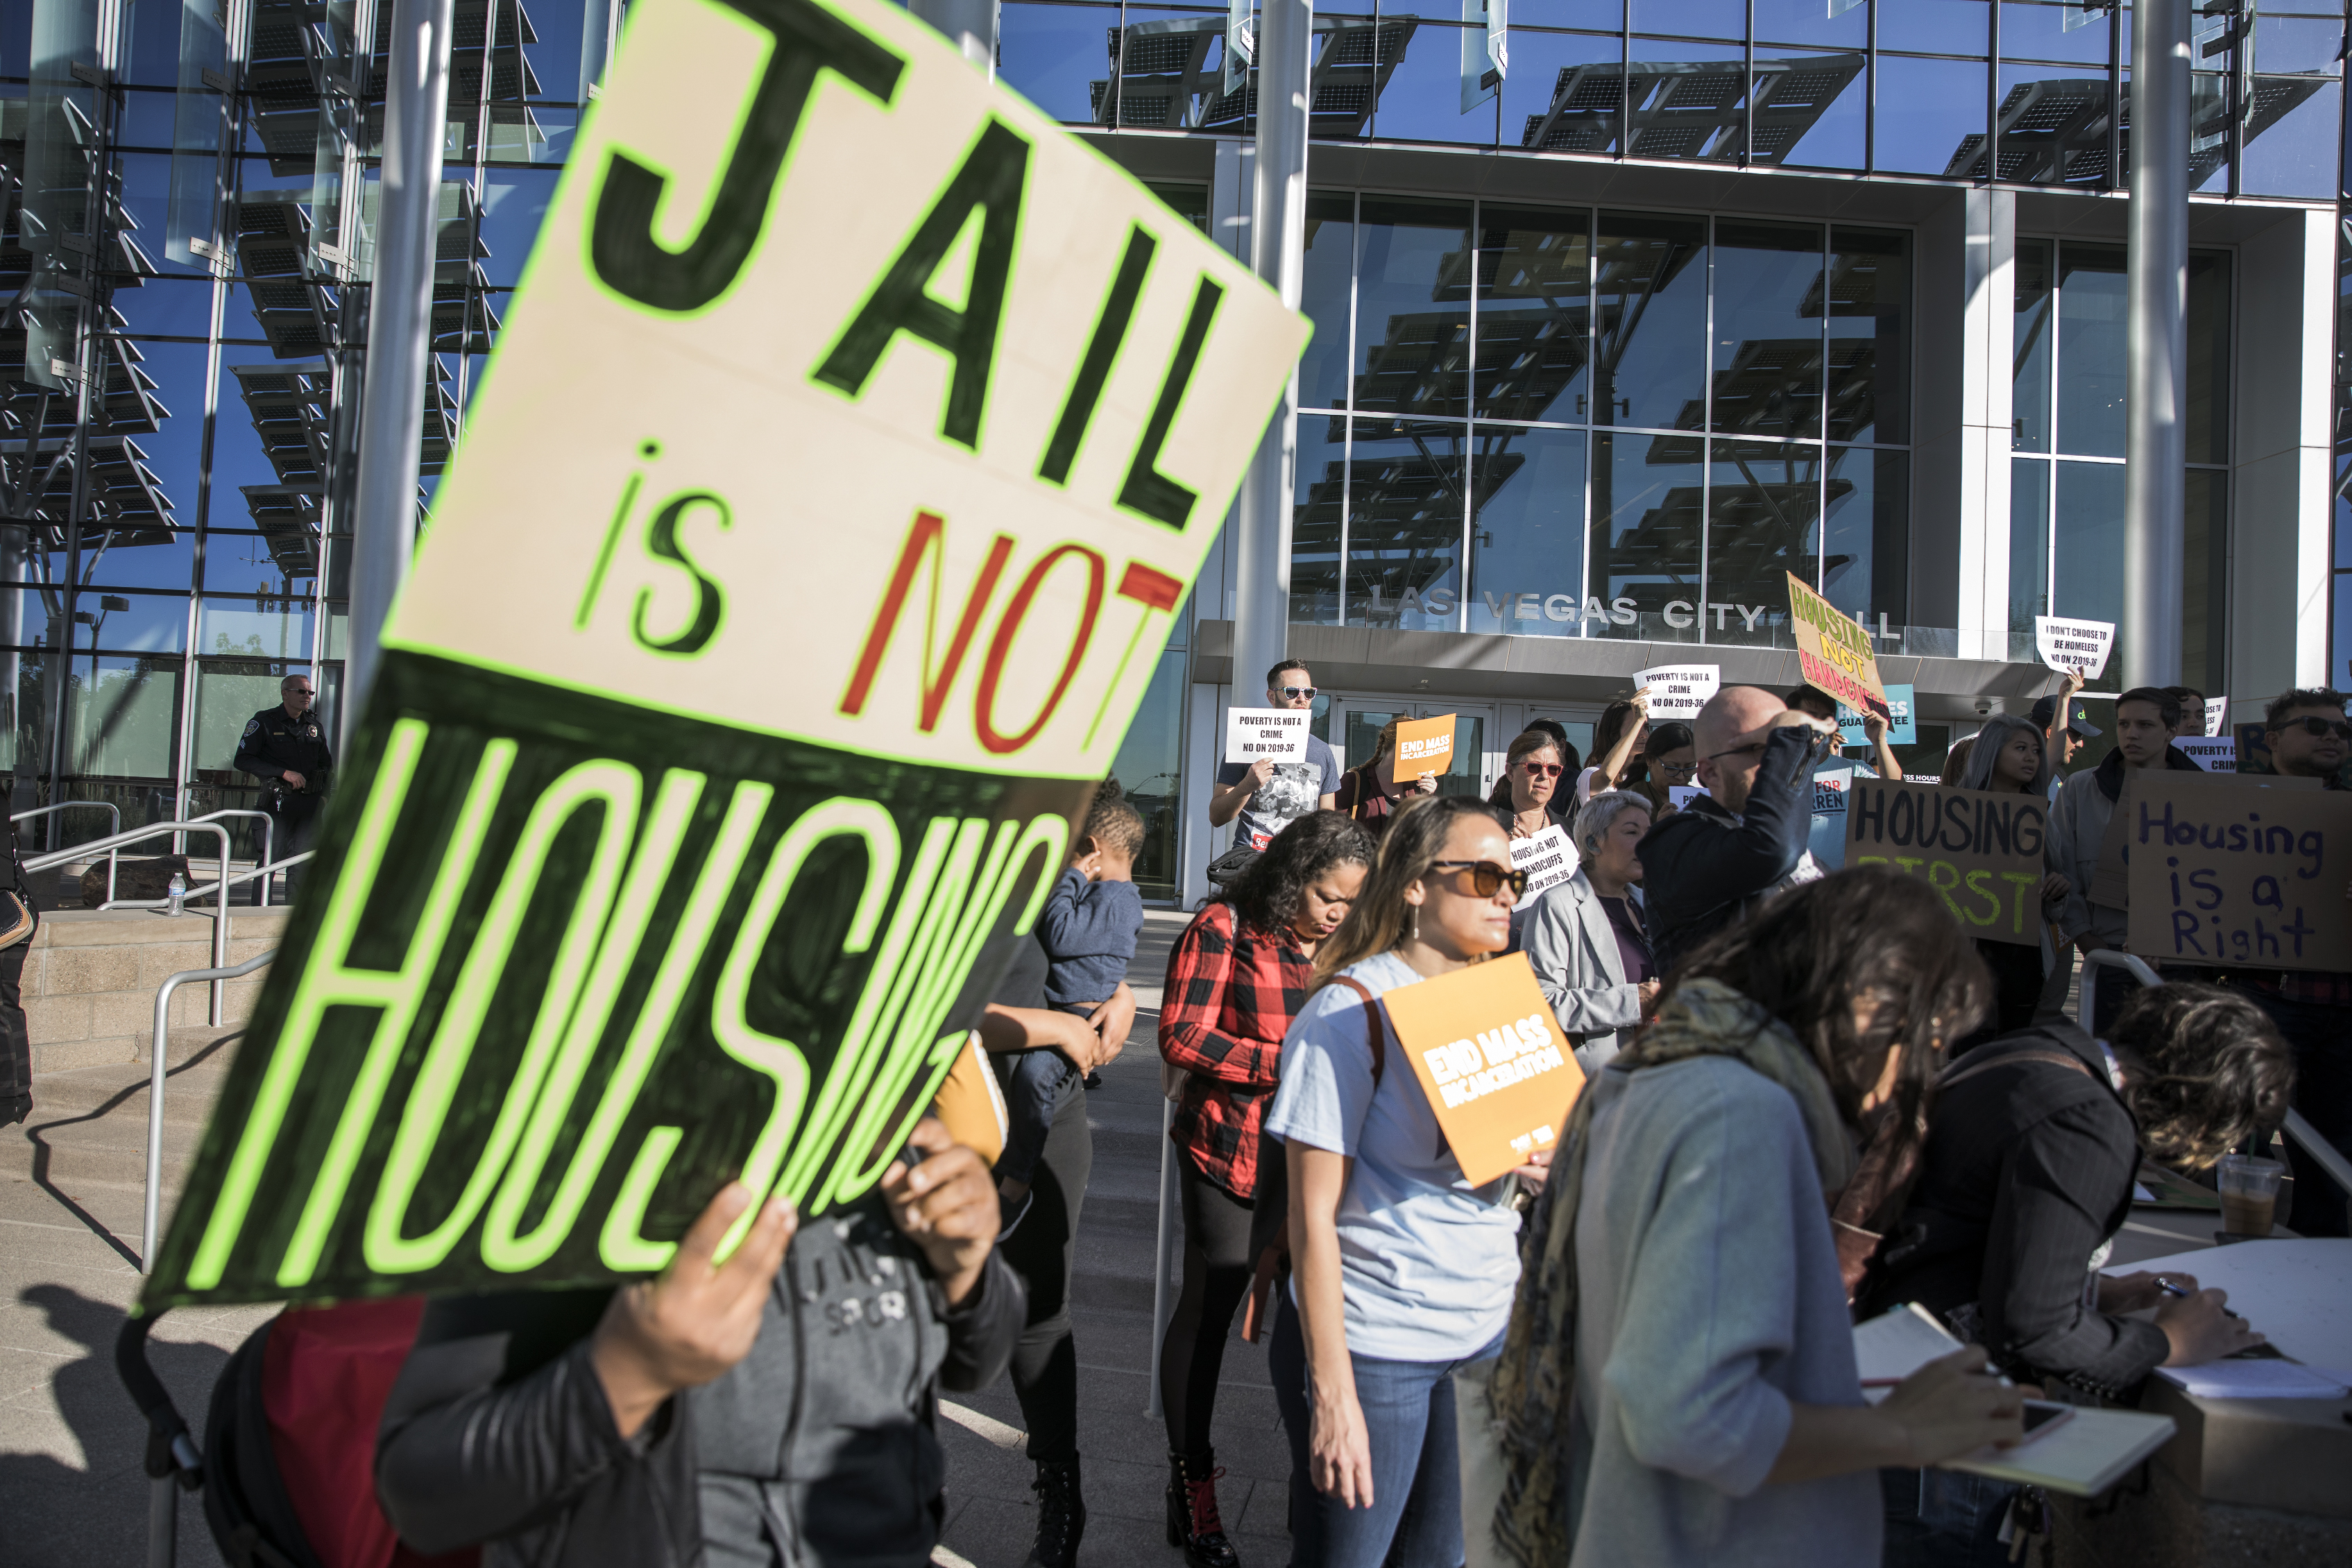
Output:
top-left (144, 0), bottom-right (1306, 1308)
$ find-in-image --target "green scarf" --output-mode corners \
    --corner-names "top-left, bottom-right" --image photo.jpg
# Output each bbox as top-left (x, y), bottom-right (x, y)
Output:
top-left (1485, 977), bottom-right (1859, 1567)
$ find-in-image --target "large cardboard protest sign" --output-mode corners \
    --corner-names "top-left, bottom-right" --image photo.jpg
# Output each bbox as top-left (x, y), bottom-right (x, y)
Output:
top-left (142, 0), bottom-right (1306, 1309)
top-left (1379, 954), bottom-right (1585, 1186)
top-left (1845, 778), bottom-right (2050, 946)
top-left (2126, 774), bottom-right (2352, 971)
top-left (1786, 572), bottom-right (1890, 722)
top-left (1225, 707), bottom-right (1310, 764)
top-left (2088, 770), bottom-right (2318, 909)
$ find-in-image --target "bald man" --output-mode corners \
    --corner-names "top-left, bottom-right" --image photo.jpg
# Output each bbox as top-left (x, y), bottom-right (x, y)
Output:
top-left (1637, 684), bottom-right (1837, 974)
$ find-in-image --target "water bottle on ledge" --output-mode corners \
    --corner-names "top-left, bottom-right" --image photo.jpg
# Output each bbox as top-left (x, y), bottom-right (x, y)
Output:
top-left (166, 871), bottom-right (187, 917)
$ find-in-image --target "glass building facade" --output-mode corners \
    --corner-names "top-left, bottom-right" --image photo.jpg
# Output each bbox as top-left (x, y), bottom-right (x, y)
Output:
top-left (3, 0), bottom-right (2346, 901)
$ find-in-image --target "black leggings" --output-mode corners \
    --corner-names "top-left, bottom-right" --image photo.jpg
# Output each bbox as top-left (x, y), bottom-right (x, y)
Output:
top-left (998, 1084), bottom-right (1093, 1463)
top-left (1157, 1148), bottom-right (1257, 1459)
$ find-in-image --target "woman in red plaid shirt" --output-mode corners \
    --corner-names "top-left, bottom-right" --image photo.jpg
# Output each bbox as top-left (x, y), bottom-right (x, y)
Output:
top-left (1157, 812), bottom-right (1374, 1568)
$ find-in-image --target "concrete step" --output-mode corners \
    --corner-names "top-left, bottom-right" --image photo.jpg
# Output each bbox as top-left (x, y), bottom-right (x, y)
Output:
top-left (2, 1038), bottom-right (244, 1201)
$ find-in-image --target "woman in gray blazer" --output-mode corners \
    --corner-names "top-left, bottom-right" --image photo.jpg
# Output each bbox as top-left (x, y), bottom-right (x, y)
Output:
top-left (1522, 792), bottom-right (1660, 1071)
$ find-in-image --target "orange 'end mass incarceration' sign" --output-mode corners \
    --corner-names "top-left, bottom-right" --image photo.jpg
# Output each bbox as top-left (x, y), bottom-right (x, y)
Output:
top-left (1786, 572), bottom-right (1889, 722)
top-left (1378, 952), bottom-right (1585, 1187)
top-left (1395, 715), bottom-right (1456, 778)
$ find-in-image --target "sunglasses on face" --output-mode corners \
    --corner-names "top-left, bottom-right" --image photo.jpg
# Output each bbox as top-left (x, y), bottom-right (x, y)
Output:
top-left (2272, 717), bottom-right (2352, 741)
top-left (1704, 742), bottom-right (1768, 764)
top-left (1276, 685), bottom-right (1318, 700)
top-left (1518, 760), bottom-right (1564, 778)
top-left (1429, 860), bottom-right (1528, 900)
top-left (1657, 759), bottom-right (1698, 778)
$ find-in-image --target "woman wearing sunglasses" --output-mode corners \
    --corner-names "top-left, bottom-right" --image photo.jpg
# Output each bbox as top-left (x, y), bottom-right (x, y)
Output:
top-left (1263, 796), bottom-right (1533, 1568)
top-left (1493, 729), bottom-right (1573, 838)
top-left (1628, 721), bottom-right (1696, 821)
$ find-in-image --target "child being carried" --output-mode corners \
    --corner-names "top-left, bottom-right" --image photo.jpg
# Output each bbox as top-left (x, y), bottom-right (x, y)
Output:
top-left (998, 784), bottom-right (1146, 1230)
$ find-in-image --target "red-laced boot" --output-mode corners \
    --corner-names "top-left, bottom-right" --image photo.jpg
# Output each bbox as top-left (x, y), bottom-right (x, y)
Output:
top-left (1164, 1449), bottom-right (1240, 1568)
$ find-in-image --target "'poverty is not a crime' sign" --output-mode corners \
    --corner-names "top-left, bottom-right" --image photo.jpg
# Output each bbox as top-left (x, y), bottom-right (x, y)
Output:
top-left (145, 0), bottom-right (1306, 1308)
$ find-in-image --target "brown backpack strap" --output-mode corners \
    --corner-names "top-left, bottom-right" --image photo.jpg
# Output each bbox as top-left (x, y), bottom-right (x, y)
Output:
top-left (1937, 1048), bottom-right (2094, 1094)
top-left (1328, 975), bottom-right (1387, 1087)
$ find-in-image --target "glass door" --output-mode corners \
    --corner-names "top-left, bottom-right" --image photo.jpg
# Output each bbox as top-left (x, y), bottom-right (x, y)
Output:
top-left (1327, 699), bottom-right (1495, 799)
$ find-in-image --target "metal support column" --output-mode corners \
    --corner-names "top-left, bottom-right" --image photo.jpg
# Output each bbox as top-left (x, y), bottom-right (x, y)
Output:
top-left (909, 0), bottom-right (997, 72)
top-left (346, 0), bottom-right (456, 739)
top-left (1231, 0), bottom-right (1312, 708)
top-left (2122, 0), bottom-right (2189, 690)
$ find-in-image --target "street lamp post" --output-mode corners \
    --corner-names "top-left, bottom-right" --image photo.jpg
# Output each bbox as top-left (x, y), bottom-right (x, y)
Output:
top-left (2122, 0), bottom-right (2189, 691)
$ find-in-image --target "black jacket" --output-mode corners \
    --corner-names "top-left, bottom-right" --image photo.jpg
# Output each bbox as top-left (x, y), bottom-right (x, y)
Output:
top-left (1857, 1022), bottom-right (2169, 1398)
top-left (375, 1195), bottom-right (1025, 1568)
top-left (1637, 724), bottom-right (1825, 975)
top-left (233, 704), bottom-right (334, 792)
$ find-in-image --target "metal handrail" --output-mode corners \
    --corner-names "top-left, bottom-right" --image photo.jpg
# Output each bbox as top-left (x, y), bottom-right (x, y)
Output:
top-left (2077, 948), bottom-right (2352, 1205)
top-left (24, 822), bottom-right (235, 1021)
top-left (183, 808), bottom-right (275, 905)
top-left (142, 948), bottom-right (276, 1271)
top-left (10, 800), bottom-right (123, 892)
top-left (105, 851), bottom-right (314, 912)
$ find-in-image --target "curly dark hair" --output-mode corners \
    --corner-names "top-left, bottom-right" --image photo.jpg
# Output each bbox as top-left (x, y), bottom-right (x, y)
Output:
top-left (2107, 983), bottom-right (2295, 1169)
top-left (1222, 810), bottom-right (1375, 937)
top-left (1667, 867), bottom-right (1994, 1165)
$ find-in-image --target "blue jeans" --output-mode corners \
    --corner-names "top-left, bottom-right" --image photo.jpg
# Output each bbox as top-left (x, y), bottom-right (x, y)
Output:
top-left (1880, 1467), bottom-right (2017, 1568)
top-left (1268, 1290), bottom-right (1503, 1568)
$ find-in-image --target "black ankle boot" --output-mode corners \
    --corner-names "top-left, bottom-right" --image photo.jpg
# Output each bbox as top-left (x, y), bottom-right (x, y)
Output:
top-left (1164, 1450), bottom-right (1240, 1568)
top-left (1026, 1458), bottom-right (1086, 1568)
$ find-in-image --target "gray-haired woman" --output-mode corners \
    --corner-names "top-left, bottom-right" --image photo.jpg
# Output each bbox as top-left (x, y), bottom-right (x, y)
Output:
top-left (1520, 792), bottom-right (1658, 1073)
top-left (1953, 713), bottom-right (2071, 1047)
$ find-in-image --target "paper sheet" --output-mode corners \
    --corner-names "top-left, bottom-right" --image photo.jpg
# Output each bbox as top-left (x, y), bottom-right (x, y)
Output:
top-left (2108, 1239), bottom-right (2352, 1369)
top-left (2156, 1360), bottom-right (2351, 1400)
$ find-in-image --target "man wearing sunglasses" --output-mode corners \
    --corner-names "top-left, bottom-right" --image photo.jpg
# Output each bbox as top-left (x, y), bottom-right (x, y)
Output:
top-left (1207, 660), bottom-right (1340, 887)
top-left (1637, 685), bottom-right (1837, 976)
top-left (2226, 690), bottom-right (2352, 1235)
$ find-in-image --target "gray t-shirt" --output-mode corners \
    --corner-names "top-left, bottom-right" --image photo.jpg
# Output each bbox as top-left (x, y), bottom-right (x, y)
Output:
top-left (1263, 951), bottom-right (1524, 1361)
top-left (1217, 734), bottom-right (1341, 851)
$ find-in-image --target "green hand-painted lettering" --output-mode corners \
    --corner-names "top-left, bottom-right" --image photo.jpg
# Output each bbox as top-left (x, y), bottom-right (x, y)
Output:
top-left (364, 757), bottom-right (662, 1275)
top-left (709, 796), bottom-right (901, 1261)
top-left (187, 723), bottom-right (511, 1291)
top-left (479, 767), bottom-right (724, 1273)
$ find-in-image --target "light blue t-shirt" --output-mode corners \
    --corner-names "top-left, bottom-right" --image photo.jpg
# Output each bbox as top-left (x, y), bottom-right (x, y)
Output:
top-left (1264, 951), bottom-right (1524, 1361)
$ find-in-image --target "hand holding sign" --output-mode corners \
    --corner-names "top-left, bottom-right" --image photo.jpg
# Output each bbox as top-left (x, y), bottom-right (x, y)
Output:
top-left (1633, 665), bottom-right (1721, 721)
top-left (1395, 715), bottom-right (1456, 785)
top-left (1226, 706), bottom-right (1311, 765)
top-left (1787, 572), bottom-right (1891, 722)
top-left (2036, 617), bottom-right (2115, 682)
top-left (1508, 825), bottom-right (1577, 900)
top-left (1378, 953), bottom-right (1585, 1186)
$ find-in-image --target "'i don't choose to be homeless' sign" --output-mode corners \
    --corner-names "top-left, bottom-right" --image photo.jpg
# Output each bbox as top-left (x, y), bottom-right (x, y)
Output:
top-left (142, 0), bottom-right (1307, 1309)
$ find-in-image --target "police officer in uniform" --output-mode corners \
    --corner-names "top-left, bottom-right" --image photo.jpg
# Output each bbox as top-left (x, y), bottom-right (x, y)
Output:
top-left (234, 673), bottom-right (333, 878)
